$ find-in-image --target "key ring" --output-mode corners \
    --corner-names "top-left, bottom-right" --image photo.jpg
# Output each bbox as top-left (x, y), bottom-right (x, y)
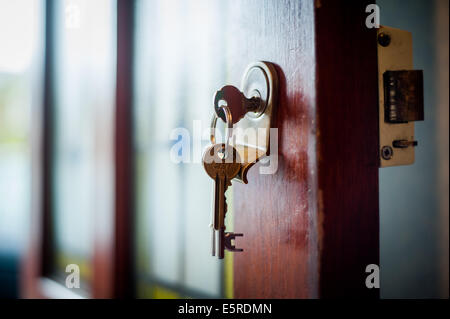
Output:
top-left (210, 105), bottom-right (233, 158)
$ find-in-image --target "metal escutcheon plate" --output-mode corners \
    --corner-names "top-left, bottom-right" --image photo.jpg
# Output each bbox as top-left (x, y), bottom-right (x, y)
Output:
top-left (232, 61), bottom-right (278, 183)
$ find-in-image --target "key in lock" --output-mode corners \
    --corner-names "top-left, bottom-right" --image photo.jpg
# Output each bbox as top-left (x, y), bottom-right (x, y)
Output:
top-left (213, 85), bottom-right (263, 125)
top-left (203, 61), bottom-right (278, 259)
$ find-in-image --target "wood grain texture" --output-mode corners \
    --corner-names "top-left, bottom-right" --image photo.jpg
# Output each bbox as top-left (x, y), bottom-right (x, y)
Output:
top-left (315, 0), bottom-right (379, 298)
top-left (229, 0), bottom-right (319, 299)
top-left (231, 0), bottom-right (379, 298)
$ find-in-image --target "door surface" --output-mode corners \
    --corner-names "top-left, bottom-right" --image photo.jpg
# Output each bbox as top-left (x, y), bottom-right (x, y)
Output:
top-left (21, 0), bottom-right (380, 299)
top-left (226, 0), bottom-right (379, 298)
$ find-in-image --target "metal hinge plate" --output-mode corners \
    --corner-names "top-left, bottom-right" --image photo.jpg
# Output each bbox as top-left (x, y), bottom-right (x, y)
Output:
top-left (377, 26), bottom-right (424, 167)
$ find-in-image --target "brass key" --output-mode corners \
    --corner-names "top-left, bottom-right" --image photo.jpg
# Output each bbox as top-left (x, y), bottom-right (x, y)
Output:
top-left (203, 143), bottom-right (242, 259)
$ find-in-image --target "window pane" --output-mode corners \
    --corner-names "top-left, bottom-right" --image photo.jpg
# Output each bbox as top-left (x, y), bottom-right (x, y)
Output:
top-left (134, 0), bottom-right (227, 298)
top-left (50, 0), bottom-right (116, 291)
top-left (0, 0), bottom-right (44, 254)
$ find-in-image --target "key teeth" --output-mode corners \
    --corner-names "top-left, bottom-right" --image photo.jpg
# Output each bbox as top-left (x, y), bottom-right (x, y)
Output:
top-left (223, 181), bottom-right (229, 218)
top-left (224, 232), bottom-right (244, 252)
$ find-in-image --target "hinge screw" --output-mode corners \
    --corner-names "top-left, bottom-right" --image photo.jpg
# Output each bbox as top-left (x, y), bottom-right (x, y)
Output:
top-left (381, 145), bottom-right (394, 160)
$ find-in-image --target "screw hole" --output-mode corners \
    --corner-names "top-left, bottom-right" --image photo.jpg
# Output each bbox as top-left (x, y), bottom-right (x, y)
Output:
top-left (378, 33), bottom-right (391, 47)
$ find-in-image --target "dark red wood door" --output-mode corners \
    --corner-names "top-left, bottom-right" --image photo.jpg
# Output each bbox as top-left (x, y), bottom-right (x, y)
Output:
top-left (227, 0), bottom-right (379, 298)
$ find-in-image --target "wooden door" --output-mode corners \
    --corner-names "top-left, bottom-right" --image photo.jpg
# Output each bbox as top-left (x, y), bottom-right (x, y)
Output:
top-left (227, 0), bottom-right (379, 298)
top-left (22, 0), bottom-right (379, 299)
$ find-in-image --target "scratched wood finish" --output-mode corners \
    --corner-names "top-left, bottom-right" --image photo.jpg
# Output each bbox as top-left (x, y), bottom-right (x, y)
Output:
top-left (231, 0), bottom-right (379, 298)
top-left (229, 0), bottom-right (319, 298)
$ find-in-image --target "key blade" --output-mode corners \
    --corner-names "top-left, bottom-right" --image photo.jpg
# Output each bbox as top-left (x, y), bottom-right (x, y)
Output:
top-left (211, 226), bottom-right (216, 256)
top-left (218, 229), bottom-right (225, 259)
top-left (218, 177), bottom-right (232, 259)
top-left (213, 174), bottom-right (222, 230)
top-left (217, 176), bottom-right (228, 231)
top-left (209, 184), bottom-right (216, 256)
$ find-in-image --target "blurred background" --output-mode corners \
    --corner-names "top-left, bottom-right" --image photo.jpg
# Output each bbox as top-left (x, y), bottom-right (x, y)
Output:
top-left (0, 0), bottom-right (448, 298)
